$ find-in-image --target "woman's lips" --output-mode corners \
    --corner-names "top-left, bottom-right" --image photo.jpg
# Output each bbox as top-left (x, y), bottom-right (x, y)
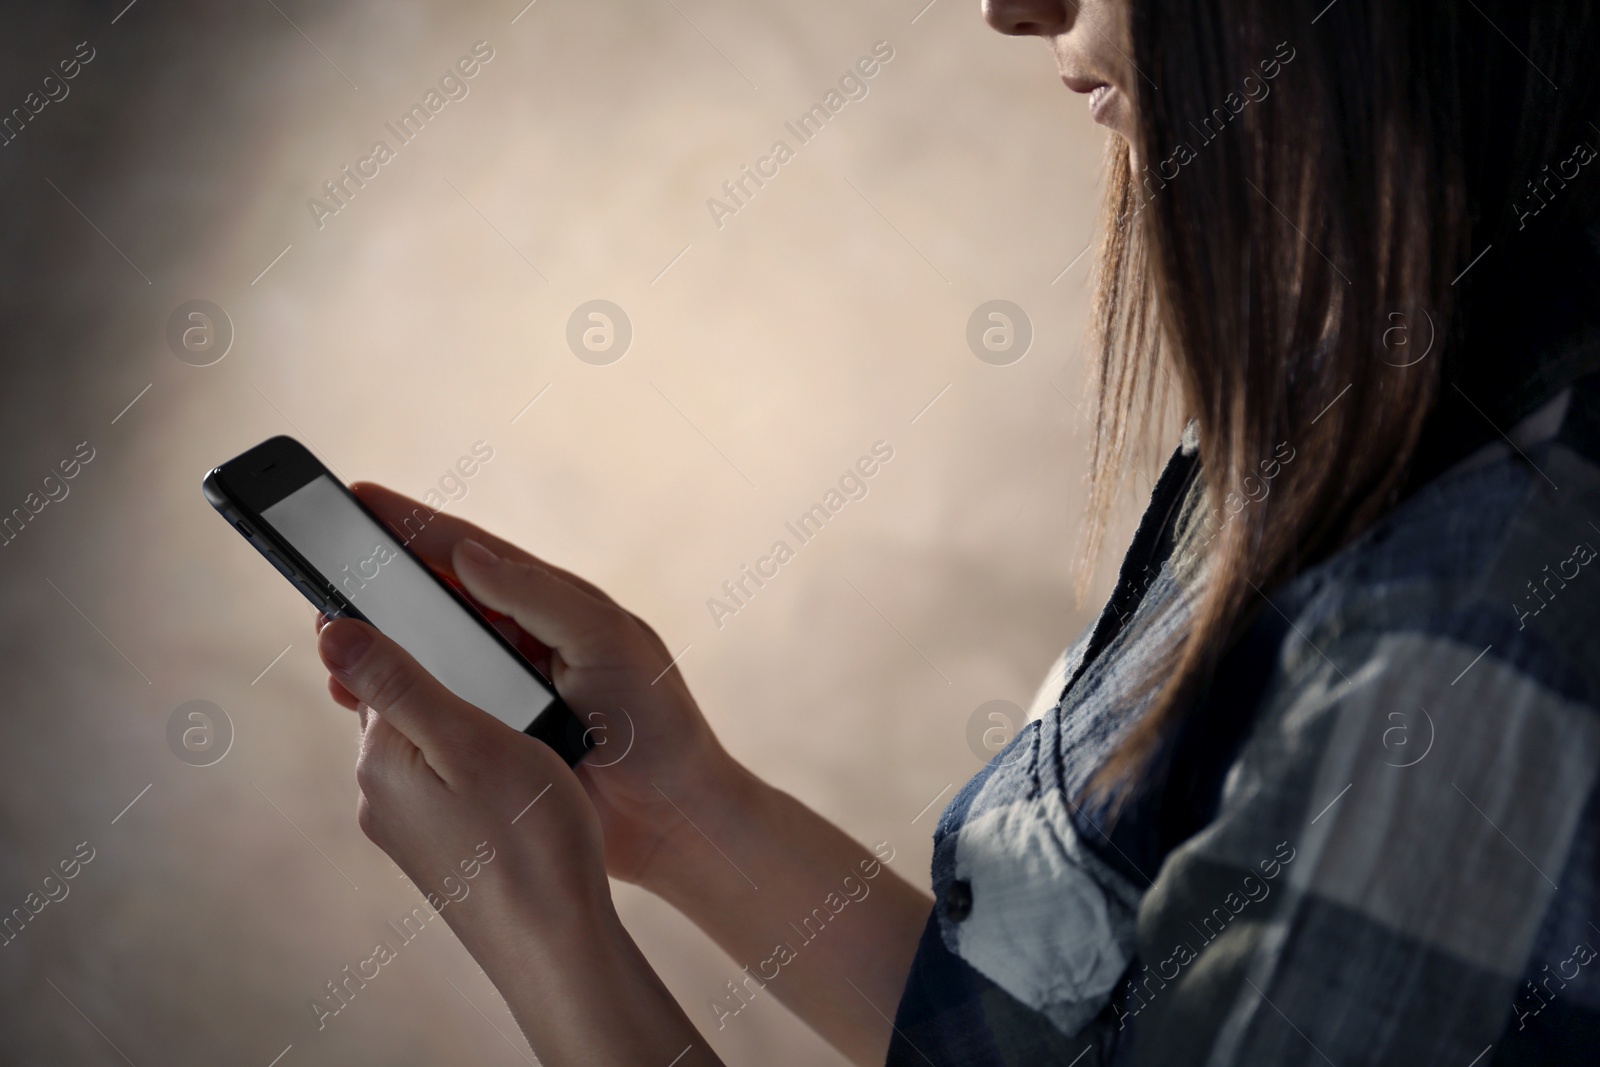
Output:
top-left (1062, 76), bottom-right (1116, 126)
top-left (1088, 84), bottom-right (1114, 124)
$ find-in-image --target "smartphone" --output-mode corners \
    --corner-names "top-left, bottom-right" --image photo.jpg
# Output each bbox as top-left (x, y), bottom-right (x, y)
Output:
top-left (203, 435), bottom-right (591, 766)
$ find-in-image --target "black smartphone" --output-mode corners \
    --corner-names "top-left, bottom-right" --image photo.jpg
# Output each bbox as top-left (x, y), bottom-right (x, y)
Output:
top-left (203, 435), bottom-right (591, 766)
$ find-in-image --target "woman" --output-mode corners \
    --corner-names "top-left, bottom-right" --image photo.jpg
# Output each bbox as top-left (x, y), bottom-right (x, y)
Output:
top-left (311, 0), bottom-right (1600, 1063)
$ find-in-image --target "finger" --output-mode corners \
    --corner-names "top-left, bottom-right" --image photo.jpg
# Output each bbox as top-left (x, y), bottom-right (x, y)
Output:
top-left (327, 675), bottom-right (361, 711)
top-left (351, 482), bottom-right (620, 606)
top-left (492, 616), bottom-right (555, 677)
top-left (354, 709), bottom-right (431, 835)
top-left (358, 706), bottom-right (409, 774)
top-left (352, 482), bottom-right (667, 651)
top-left (318, 618), bottom-right (492, 775)
top-left (451, 539), bottom-right (623, 667)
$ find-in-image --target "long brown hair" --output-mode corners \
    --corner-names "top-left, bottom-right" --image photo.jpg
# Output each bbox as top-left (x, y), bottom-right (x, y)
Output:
top-left (1084, 0), bottom-right (1600, 803)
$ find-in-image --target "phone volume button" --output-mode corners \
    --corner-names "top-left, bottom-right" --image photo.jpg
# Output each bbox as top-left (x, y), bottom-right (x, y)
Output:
top-left (291, 576), bottom-right (331, 612)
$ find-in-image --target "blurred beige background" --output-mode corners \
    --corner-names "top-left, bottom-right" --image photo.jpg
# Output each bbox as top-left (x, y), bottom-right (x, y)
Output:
top-left (0, 0), bottom-right (1135, 1063)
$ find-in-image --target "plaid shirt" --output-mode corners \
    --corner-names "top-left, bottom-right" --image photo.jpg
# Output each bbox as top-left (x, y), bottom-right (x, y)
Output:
top-left (888, 270), bottom-right (1600, 1063)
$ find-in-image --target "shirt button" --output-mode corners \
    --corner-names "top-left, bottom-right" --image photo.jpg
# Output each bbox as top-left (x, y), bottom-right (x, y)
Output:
top-left (943, 879), bottom-right (973, 922)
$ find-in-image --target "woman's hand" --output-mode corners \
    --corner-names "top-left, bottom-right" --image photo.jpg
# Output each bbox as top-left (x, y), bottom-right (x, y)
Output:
top-left (318, 483), bottom-right (930, 1066)
top-left (317, 615), bottom-right (609, 933)
top-left (316, 615), bottom-right (722, 1066)
top-left (326, 483), bottom-right (746, 889)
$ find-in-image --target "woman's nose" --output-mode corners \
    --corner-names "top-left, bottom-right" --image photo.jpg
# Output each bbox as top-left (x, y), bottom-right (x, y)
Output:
top-left (983, 0), bottom-right (1071, 36)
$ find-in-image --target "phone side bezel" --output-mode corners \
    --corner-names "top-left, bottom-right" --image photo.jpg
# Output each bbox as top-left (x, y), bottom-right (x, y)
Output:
top-left (203, 435), bottom-right (591, 766)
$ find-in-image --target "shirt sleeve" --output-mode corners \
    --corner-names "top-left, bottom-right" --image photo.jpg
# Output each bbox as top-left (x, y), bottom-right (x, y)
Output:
top-left (1114, 626), bottom-right (1600, 1067)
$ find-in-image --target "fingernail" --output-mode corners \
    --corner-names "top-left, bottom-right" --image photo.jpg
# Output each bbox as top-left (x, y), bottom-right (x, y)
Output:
top-left (459, 539), bottom-right (498, 568)
top-left (322, 622), bottom-right (372, 673)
